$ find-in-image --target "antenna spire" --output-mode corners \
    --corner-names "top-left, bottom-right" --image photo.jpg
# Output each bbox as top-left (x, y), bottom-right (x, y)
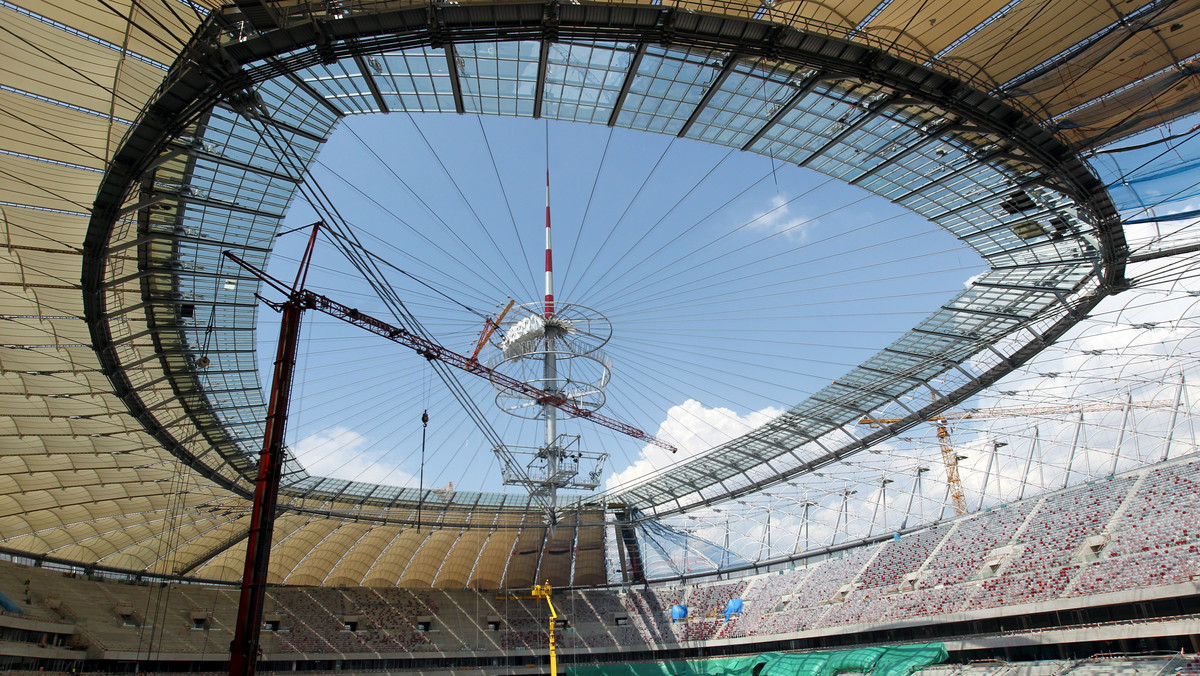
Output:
top-left (544, 169), bottom-right (554, 317)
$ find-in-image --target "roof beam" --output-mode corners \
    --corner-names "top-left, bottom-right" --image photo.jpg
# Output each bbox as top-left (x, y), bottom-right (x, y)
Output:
top-left (174, 521), bottom-right (252, 575)
top-left (741, 71), bottom-right (824, 151)
top-left (882, 345), bottom-right (949, 364)
top-left (809, 393), bottom-right (872, 418)
top-left (109, 231), bottom-right (272, 255)
top-left (353, 54), bottom-right (390, 113)
top-left (836, 379), bottom-right (920, 417)
top-left (233, 0), bottom-right (280, 30)
top-left (971, 280), bottom-right (1069, 294)
top-left (894, 148), bottom-right (1004, 204)
top-left (858, 364), bottom-right (930, 385)
top-left (445, 44), bottom-right (466, 114)
top-left (911, 326), bottom-right (985, 343)
top-left (187, 146), bottom-right (302, 183)
top-left (533, 39), bottom-right (549, 119)
top-left (118, 194), bottom-right (170, 218)
top-left (103, 267), bottom-right (260, 289)
top-left (849, 130), bottom-right (948, 186)
top-left (677, 54), bottom-right (740, 138)
top-left (797, 95), bottom-right (895, 168)
top-left (941, 304), bottom-right (1028, 321)
top-left (608, 43), bottom-right (647, 127)
top-left (231, 106), bottom-right (327, 144)
top-left (151, 298), bottom-right (260, 312)
top-left (169, 192), bottom-right (284, 220)
top-left (279, 68), bottom-right (345, 119)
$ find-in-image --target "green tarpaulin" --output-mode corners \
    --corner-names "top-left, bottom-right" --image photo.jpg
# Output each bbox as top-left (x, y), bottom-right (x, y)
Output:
top-left (567, 644), bottom-right (948, 676)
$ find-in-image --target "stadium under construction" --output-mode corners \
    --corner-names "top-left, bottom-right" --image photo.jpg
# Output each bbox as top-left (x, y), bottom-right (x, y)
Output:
top-left (2, 0), bottom-right (1200, 674)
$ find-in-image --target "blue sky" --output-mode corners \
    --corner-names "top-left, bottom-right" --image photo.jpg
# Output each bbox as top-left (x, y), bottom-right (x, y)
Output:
top-left (260, 112), bottom-right (981, 497)
top-left (242, 106), bottom-right (1200, 568)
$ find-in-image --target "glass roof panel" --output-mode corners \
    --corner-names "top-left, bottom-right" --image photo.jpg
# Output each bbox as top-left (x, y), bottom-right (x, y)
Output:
top-left (616, 45), bottom-right (727, 134)
top-left (542, 41), bottom-right (634, 124)
top-left (373, 48), bottom-right (458, 113)
top-left (295, 60), bottom-right (379, 114)
top-left (457, 41), bottom-right (540, 117)
top-left (687, 62), bottom-right (795, 148)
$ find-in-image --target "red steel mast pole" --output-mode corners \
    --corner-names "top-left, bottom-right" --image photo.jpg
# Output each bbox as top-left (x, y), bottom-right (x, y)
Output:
top-left (228, 225), bottom-right (318, 676)
top-left (228, 300), bottom-right (302, 676)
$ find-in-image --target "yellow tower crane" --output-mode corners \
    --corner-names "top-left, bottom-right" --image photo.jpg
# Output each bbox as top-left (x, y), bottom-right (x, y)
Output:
top-left (500, 581), bottom-right (559, 675)
top-left (861, 400), bottom-right (1174, 516)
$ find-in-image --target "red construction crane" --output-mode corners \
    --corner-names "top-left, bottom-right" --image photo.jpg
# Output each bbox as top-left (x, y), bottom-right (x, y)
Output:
top-left (223, 251), bottom-right (677, 452)
top-left (225, 227), bottom-right (673, 676)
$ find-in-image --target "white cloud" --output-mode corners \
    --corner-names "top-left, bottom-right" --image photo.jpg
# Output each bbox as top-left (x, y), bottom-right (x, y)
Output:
top-left (606, 399), bottom-right (785, 491)
top-left (747, 194), bottom-right (816, 241)
top-left (290, 426), bottom-right (417, 487)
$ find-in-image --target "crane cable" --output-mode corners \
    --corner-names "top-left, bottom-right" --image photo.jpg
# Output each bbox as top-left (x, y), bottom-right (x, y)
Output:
top-left (319, 228), bottom-right (492, 322)
top-left (297, 130), bottom-right (548, 510)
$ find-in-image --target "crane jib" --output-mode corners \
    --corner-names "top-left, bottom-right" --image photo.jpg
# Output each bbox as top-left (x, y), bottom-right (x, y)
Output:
top-left (301, 290), bottom-right (678, 453)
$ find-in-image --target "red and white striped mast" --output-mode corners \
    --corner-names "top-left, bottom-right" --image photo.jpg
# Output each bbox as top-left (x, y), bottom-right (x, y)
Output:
top-left (484, 153), bottom-right (672, 518)
top-left (542, 169), bottom-right (561, 518)
top-left (544, 169), bottom-right (555, 318)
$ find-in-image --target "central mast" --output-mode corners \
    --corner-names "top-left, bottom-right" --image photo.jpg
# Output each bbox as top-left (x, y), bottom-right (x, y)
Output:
top-left (544, 170), bottom-right (554, 318)
top-left (542, 169), bottom-right (561, 516)
top-left (488, 168), bottom-right (616, 523)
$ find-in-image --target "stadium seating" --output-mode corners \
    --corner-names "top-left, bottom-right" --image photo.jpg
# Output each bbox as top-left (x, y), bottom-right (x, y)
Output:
top-left (1, 459), bottom-right (1198, 660)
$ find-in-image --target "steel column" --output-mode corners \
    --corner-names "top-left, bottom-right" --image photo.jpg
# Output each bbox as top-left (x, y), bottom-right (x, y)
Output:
top-left (228, 299), bottom-right (303, 676)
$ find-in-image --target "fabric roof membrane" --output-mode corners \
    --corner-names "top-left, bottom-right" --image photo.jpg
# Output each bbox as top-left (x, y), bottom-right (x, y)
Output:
top-left (2, 0), bottom-right (1187, 587)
